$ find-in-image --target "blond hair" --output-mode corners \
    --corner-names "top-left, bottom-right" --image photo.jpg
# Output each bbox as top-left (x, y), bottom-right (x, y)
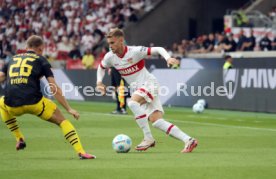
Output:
top-left (26, 35), bottom-right (44, 48)
top-left (106, 28), bottom-right (124, 38)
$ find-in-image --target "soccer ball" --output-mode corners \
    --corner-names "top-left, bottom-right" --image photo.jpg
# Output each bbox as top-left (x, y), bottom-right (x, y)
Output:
top-left (112, 134), bottom-right (132, 153)
top-left (193, 103), bottom-right (204, 113)
top-left (197, 99), bottom-right (207, 108)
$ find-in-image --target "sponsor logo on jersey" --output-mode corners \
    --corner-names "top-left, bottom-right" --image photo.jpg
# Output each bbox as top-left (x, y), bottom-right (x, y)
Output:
top-left (140, 47), bottom-right (147, 52)
top-left (117, 60), bottom-right (145, 76)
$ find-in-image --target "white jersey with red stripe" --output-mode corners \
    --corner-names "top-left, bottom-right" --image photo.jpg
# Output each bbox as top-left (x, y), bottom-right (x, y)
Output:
top-left (100, 46), bottom-right (156, 88)
top-left (100, 45), bottom-right (165, 115)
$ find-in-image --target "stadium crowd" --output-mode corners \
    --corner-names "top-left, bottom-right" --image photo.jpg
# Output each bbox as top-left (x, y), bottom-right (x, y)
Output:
top-left (170, 6), bottom-right (276, 57)
top-left (1, 0), bottom-right (276, 69)
top-left (0, 0), bottom-right (156, 69)
top-left (170, 30), bottom-right (276, 57)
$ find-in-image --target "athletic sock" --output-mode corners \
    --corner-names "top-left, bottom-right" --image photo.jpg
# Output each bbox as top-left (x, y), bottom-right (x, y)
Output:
top-left (60, 120), bottom-right (85, 154)
top-left (128, 100), bottom-right (154, 140)
top-left (152, 119), bottom-right (191, 143)
top-left (3, 118), bottom-right (24, 142)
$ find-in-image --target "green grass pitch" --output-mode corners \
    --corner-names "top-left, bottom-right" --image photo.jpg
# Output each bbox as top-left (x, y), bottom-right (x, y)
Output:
top-left (0, 101), bottom-right (276, 179)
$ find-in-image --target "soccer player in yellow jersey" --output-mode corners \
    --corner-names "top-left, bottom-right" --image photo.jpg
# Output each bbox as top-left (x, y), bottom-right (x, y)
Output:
top-left (0, 35), bottom-right (95, 159)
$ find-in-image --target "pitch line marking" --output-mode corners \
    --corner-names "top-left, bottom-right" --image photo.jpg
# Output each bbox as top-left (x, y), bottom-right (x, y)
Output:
top-left (79, 111), bottom-right (276, 132)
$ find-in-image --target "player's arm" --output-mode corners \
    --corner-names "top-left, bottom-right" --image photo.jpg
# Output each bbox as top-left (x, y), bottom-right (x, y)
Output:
top-left (41, 57), bottom-right (79, 119)
top-left (150, 47), bottom-right (179, 67)
top-left (46, 76), bottom-right (79, 120)
top-left (96, 64), bottom-right (106, 95)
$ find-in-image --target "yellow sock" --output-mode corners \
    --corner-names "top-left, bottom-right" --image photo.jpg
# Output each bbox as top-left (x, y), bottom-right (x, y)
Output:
top-left (3, 118), bottom-right (24, 142)
top-left (60, 120), bottom-right (85, 154)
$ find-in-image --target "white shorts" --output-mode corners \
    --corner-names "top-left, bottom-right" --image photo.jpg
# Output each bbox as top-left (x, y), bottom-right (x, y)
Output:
top-left (133, 79), bottom-right (164, 116)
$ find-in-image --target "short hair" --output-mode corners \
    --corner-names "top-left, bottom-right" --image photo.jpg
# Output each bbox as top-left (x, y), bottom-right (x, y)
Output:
top-left (224, 55), bottom-right (232, 60)
top-left (26, 35), bottom-right (44, 48)
top-left (106, 28), bottom-right (124, 38)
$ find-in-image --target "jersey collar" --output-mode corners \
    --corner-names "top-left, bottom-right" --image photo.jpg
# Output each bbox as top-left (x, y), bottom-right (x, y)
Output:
top-left (117, 46), bottom-right (128, 58)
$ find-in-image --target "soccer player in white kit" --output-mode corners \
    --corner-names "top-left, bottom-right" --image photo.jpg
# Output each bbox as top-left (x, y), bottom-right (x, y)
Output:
top-left (97, 28), bottom-right (198, 153)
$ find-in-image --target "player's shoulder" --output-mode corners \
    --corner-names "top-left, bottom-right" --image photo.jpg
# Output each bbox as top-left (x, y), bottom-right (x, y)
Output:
top-left (34, 55), bottom-right (51, 68)
top-left (103, 51), bottom-right (115, 60)
top-left (15, 52), bottom-right (42, 59)
top-left (35, 54), bottom-right (48, 63)
top-left (127, 46), bottom-right (148, 54)
top-left (38, 54), bottom-right (48, 61)
top-left (128, 45), bottom-right (146, 51)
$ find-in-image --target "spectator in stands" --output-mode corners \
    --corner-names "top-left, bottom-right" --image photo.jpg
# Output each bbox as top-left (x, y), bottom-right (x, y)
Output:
top-left (14, 33), bottom-right (26, 53)
top-left (0, 0), bottom-right (153, 63)
top-left (57, 36), bottom-right (73, 53)
top-left (4, 51), bottom-right (13, 63)
top-left (80, 30), bottom-right (95, 53)
top-left (190, 36), bottom-right (205, 53)
top-left (177, 42), bottom-right (186, 56)
top-left (259, 33), bottom-right (272, 51)
top-left (243, 29), bottom-right (255, 51)
top-left (44, 36), bottom-right (58, 60)
top-left (129, 7), bottom-right (139, 22)
top-left (171, 42), bottom-right (179, 54)
top-left (180, 39), bottom-right (190, 56)
top-left (203, 33), bottom-right (215, 52)
top-left (224, 33), bottom-right (237, 52)
top-left (82, 49), bottom-right (95, 69)
top-left (214, 33), bottom-right (227, 53)
top-left (187, 38), bottom-right (200, 52)
top-left (236, 29), bottom-right (248, 51)
top-left (223, 55), bottom-right (233, 70)
top-left (69, 45), bottom-right (82, 60)
top-left (272, 37), bottom-right (276, 51)
top-left (269, 6), bottom-right (276, 20)
top-left (0, 36), bottom-right (12, 59)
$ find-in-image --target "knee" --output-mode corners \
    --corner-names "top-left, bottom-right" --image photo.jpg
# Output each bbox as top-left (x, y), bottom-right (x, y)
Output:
top-left (149, 111), bottom-right (163, 123)
top-left (49, 117), bottom-right (64, 126)
top-left (48, 108), bottom-right (65, 125)
top-left (127, 100), bottom-right (139, 110)
top-left (149, 115), bottom-right (158, 123)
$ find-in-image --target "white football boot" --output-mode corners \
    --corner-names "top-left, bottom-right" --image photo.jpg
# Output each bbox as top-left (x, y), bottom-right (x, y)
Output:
top-left (181, 138), bottom-right (198, 153)
top-left (135, 138), bottom-right (155, 151)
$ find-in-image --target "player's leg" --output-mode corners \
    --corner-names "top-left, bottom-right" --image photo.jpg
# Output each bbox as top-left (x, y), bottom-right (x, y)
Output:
top-left (112, 90), bottom-right (121, 114)
top-left (48, 108), bottom-right (95, 159)
top-left (120, 79), bottom-right (128, 114)
top-left (149, 101), bottom-right (198, 153)
top-left (128, 94), bottom-right (155, 151)
top-left (121, 93), bottom-right (127, 114)
top-left (32, 97), bottom-right (95, 159)
top-left (0, 97), bottom-right (26, 150)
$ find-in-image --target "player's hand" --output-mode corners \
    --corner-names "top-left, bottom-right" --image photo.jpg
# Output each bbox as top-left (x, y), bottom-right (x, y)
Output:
top-left (167, 58), bottom-right (180, 67)
top-left (68, 108), bottom-right (80, 120)
top-left (96, 82), bottom-right (106, 95)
